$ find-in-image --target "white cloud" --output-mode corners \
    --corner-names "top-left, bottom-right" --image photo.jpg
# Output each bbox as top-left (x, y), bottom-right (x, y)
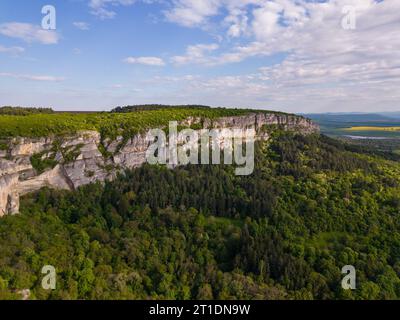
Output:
top-left (89, 0), bottom-right (136, 19)
top-left (73, 22), bottom-right (90, 30)
top-left (0, 22), bottom-right (59, 44)
top-left (0, 72), bottom-right (65, 82)
top-left (224, 8), bottom-right (249, 38)
top-left (143, 1), bottom-right (400, 111)
top-left (165, 0), bottom-right (221, 27)
top-left (0, 45), bottom-right (25, 54)
top-left (145, 68), bottom-right (400, 113)
top-left (164, 0), bottom-right (265, 28)
top-left (3, 0), bottom-right (398, 112)
top-left (167, 1), bottom-right (400, 83)
top-left (251, 2), bottom-right (282, 40)
top-left (148, 74), bottom-right (199, 83)
top-left (107, 0), bottom-right (400, 111)
top-left (123, 56), bottom-right (166, 66)
top-left (171, 43), bottom-right (219, 65)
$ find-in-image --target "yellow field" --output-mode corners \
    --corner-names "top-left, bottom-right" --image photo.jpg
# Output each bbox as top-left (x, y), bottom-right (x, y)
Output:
top-left (344, 126), bottom-right (400, 132)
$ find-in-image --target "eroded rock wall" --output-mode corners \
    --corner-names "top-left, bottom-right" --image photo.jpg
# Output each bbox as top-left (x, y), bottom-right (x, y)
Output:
top-left (0, 113), bottom-right (319, 216)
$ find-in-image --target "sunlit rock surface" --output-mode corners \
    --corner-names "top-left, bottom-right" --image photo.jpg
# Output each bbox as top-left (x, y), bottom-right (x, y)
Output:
top-left (0, 113), bottom-right (319, 216)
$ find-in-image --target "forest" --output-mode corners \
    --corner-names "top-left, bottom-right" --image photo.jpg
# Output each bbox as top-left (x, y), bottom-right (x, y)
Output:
top-left (1, 131), bottom-right (400, 300)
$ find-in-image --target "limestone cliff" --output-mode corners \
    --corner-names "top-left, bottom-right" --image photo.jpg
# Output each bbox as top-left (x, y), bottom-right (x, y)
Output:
top-left (0, 113), bottom-right (319, 216)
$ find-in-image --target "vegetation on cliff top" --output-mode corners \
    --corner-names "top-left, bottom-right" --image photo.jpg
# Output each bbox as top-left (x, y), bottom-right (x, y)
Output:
top-left (0, 106), bottom-right (295, 139)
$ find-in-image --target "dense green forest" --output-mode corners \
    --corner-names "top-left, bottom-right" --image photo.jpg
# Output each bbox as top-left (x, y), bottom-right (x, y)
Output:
top-left (1, 132), bottom-right (400, 300)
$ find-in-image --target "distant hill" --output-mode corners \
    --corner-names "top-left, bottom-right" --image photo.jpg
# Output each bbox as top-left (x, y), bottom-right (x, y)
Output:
top-left (0, 106), bottom-right (54, 116)
top-left (304, 112), bottom-right (400, 143)
top-left (111, 105), bottom-right (212, 113)
top-left (379, 112), bottom-right (400, 120)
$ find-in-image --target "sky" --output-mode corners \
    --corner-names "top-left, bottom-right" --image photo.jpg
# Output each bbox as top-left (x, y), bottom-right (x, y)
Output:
top-left (0, 0), bottom-right (399, 113)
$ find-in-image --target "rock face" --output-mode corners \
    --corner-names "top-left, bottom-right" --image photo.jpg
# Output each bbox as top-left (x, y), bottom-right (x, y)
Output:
top-left (0, 113), bottom-right (319, 216)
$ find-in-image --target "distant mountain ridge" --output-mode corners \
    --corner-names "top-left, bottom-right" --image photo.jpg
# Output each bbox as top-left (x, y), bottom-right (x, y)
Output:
top-left (304, 113), bottom-right (400, 123)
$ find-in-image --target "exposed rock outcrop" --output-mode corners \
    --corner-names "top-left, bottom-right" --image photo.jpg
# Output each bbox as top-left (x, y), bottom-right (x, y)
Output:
top-left (0, 113), bottom-right (319, 216)
top-left (0, 173), bottom-right (19, 215)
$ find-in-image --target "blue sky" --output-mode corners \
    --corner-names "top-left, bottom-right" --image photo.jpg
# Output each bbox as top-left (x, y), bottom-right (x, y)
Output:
top-left (0, 0), bottom-right (398, 112)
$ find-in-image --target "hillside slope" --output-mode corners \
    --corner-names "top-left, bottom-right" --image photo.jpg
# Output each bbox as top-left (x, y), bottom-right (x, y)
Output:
top-left (1, 132), bottom-right (400, 300)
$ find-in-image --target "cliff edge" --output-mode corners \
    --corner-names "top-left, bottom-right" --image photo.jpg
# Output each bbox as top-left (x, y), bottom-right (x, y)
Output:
top-left (0, 112), bottom-right (319, 216)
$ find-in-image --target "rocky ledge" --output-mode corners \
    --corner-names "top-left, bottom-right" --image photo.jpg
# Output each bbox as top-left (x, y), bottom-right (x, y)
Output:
top-left (0, 113), bottom-right (319, 216)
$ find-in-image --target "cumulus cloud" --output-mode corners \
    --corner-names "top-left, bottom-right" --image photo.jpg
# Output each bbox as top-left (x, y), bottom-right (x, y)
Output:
top-left (171, 43), bottom-right (219, 65)
top-left (96, 0), bottom-right (397, 111)
top-left (123, 56), bottom-right (166, 66)
top-left (0, 22), bottom-right (59, 44)
top-left (165, 1), bottom-right (400, 107)
top-left (164, 0), bottom-right (264, 27)
top-left (224, 8), bottom-right (249, 38)
top-left (143, 0), bottom-right (400, 112)
top-left (165, 0), bottom-right (221, 27)
top-left (6, 0), bottom-right (396, 112)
